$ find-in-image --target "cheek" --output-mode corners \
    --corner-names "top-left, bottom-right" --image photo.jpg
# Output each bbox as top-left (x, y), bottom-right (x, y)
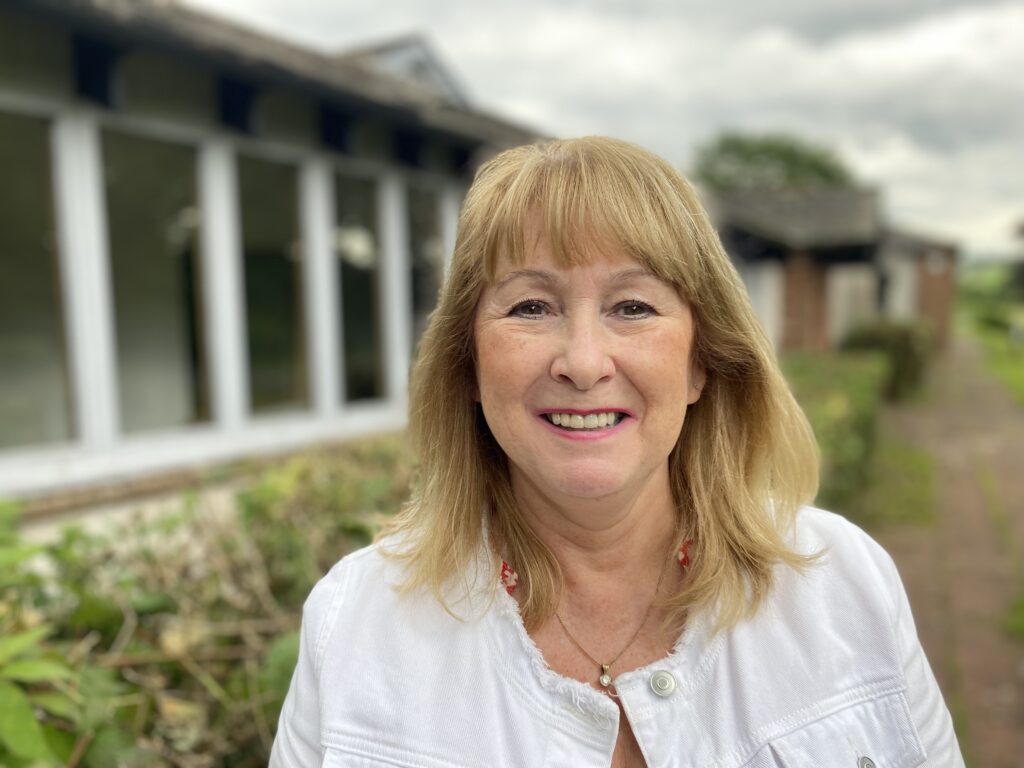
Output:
top-left (637, 330), bottom-right (699, 414)
top-left (475, 329), bottom-right (527, 404)
top-left (643, 329), bottom-right (694, 378)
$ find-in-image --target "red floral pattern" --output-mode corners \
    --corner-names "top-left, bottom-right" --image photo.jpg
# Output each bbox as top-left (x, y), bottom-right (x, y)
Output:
top-left (500, 560), bottom-right (519, 594)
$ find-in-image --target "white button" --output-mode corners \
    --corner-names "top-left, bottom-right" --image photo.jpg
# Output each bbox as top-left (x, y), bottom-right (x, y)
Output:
top-left (858, 758), bottom-right (875, 768)
top-left (650, 670), bottom-right (676, 697)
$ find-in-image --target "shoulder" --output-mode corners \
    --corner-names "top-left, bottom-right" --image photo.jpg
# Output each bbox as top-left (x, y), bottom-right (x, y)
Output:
top-left (298, 544), bottom-right (404, 672)
top-left (790, 505), bottom-right (901, 598)
top-left (754, 506), bottom-right (904, 648)
top-left (704, 507), bottom-right (909, 725)
top-left (300, 540), bottom-right (493, 668)
top-left (791, 504), bottom-right (885, 552)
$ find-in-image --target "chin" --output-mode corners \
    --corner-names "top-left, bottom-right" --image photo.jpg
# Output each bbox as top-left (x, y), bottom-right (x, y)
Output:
top-left (543, 463), bottom-right (631, 500)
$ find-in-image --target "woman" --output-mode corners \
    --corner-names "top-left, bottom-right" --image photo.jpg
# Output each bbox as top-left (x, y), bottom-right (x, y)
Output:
top-left (271, 137), bottom-right (963, 767)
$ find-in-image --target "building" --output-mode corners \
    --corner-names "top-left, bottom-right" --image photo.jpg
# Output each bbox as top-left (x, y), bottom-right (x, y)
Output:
top-left (710, 186), bottom-right (883, 351)
top-left (709, 186), bottom-right (957, 351)
top-left (878, 228), bottom-right (958, 347)
top-left (0, 0), bottom-right (539, 509)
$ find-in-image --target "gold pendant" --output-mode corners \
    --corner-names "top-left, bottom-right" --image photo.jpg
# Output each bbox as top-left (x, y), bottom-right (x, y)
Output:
top-left (598, 663), bottom-right (612, 688)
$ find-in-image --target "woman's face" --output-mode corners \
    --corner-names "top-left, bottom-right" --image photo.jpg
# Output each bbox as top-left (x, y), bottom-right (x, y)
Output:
top-left (473, 228), bottom-right (704, 507)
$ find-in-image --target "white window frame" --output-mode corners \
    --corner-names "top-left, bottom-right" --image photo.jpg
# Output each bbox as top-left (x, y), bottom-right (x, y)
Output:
top-left (0, 92), bottom-right (423, 500)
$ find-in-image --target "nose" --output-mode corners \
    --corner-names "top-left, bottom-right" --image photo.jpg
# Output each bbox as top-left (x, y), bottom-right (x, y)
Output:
top-left (549, 313), bottom-right (615, 390)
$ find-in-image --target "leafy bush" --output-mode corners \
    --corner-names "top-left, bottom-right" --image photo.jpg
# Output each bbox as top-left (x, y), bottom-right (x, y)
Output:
top-left (0, 435), bottom-right (412, 767)
top-left (784, 352), bottom-right (889, 513)
top-left (973, 304), bottom-right (1012, 334)
top-left (840, 320), bottom-right (933, 401)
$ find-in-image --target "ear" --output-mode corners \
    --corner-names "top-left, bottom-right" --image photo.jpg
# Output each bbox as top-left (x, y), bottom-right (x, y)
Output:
top-left (686, 362), bottom-right (706, 405)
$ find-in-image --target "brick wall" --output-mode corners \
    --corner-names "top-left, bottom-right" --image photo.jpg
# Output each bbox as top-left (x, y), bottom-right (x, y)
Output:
top-left (782, 251), bottom-right (828, 351)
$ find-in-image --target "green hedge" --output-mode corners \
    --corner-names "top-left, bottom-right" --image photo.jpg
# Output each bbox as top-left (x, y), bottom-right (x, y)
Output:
top-left (840, 320), bottom-right (933, 401)
top-left (784, 351), bottom-right (889, 513)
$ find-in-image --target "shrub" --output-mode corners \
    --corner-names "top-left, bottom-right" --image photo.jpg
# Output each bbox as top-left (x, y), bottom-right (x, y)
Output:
top-left (841, 320), bottom-right (933, 400)
top-left (973, 304), bottom-right (1012, 334)
top-left (1, 434), bottom-right (413, 767)
top-left (784, 351), bottom-right (889, 513)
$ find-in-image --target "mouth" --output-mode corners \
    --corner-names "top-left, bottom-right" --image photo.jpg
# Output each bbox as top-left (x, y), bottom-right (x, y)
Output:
top-left (540, 411), bottom-right (628, 431)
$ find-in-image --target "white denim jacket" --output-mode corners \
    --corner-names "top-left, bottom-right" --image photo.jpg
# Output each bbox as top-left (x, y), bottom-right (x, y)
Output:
top-left (270, 508), bottom-right (964, 767)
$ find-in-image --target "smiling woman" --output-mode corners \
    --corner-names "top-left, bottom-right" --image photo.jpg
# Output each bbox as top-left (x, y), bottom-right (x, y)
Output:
top-left (270, 137), bottom-right (964, 768)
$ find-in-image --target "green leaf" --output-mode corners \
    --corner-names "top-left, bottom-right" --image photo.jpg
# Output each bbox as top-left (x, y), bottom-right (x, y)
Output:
top-left (260, 630), bottom-right (300, 697)
top-left (0, 680), bottom-right (56, 761)
top-left (0, 626), bottom-right (51, 666)
top-left (65, 593), bottom-right (122, 639)
top-left (0, 544), bottom-right (43, 568)
top-left (130, 589), bottom-right (175, 615)
top-left (77, 667), bottom-right (127, 732)
top-left (0, 500), bottom-right (21, 543)
top-left (29, 691), bottom-right (78, 721)
top-left (82, 725), bottom-right (143, 768)
top-left (0, 658), bottom-right (74, 684)
top-left (41, 723), bottom-right (77, 762)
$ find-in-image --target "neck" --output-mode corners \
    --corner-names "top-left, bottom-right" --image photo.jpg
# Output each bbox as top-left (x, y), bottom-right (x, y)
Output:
top-left (508, 465), bottom-right (679, 586)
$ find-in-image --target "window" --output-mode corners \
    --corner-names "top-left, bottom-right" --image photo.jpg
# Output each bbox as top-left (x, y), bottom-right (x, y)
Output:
top-left (238, 154), bottom-right (309, 413)
top-left (0, 111), bottom-right (74, 449)
top-left (103, 129), bottom-right (210, 432)
top-left (335, 173), bottom-right (385, 402)
top-left (407, 186), bottom-right (444, 345)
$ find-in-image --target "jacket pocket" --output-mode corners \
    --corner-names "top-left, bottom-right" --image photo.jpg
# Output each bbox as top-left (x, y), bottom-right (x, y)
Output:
top-left (766, 691), bottom-right (926, 768)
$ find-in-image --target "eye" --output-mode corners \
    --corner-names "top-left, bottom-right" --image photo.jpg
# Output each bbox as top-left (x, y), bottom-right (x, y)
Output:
top-left (509, 299), bottom-right (549, 318)
top-left (614, 300), bottom-right (655, 319)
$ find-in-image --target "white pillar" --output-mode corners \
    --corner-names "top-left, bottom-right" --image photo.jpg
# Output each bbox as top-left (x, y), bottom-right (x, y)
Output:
top-left (198, 140), bottom-right (248, 429)
top-left (301, 158), bottom-right (339, 416)
top-left (51, 112), bottom-right (119, 448)
top-left (378, 172), bottom-right (411, 407)
top-left (440, 181), bottom-right (463, 274)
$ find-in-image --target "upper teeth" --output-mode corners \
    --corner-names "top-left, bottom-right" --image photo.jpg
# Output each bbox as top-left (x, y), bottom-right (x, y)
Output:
top-left (547, 412), bottom-right (620, 429)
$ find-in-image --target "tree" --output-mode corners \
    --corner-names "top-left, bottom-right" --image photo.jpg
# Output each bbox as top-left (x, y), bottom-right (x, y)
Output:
top-left (693, 132), bottom-right (855, 192)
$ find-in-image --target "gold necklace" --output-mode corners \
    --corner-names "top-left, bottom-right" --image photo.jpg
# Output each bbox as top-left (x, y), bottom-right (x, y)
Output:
top-left (554, 556), bottom-right (670, 690)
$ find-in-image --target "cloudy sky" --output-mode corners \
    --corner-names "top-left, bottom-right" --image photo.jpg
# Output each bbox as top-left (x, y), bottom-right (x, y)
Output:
top-left (184, 0), bottom-right (1023, 258)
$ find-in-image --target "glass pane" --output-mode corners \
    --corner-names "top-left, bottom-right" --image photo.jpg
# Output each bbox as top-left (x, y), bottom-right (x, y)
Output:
top-left (335, 173), bottom-right (384, 402)
top-left (407, 186), bottom-right (444, 345)
top-left (238, 154), bottom-right (308, 413)
top-left (103, 129), bottom-right (209, 433)
top-left (0, 111), bottom-right (74, 449)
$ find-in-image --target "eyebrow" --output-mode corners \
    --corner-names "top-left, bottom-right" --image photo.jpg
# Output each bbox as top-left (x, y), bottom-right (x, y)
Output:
top-left (493, 267), bottom-right (660, 291)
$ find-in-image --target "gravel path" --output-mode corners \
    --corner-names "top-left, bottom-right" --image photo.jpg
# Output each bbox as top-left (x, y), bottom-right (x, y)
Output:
top-left (873, 336), bottom-right (1024, 768)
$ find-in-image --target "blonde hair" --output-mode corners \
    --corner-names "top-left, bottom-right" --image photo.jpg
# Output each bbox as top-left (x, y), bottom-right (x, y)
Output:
top-left (380, 136), bottom-right (819, 631)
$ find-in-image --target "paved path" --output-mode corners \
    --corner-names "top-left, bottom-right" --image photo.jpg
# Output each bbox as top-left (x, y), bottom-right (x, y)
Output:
top-left (873, 336), bottom-right (1024, 768)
